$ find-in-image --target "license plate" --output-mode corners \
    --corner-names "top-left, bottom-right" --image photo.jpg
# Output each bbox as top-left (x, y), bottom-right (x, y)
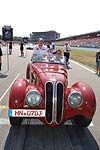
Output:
top-left (8, 109), bottom-right (45, 117)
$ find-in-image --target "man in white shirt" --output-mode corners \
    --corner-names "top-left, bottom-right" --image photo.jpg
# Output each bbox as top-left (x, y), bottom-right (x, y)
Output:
top-left (31, 38), bottom-right (48, 60)
top-left (64, 42), bottom-right (71, 62)
top-left (64, 42), bottom-right (71, 68)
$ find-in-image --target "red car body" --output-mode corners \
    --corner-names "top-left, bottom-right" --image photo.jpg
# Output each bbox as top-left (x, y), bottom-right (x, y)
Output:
top-left (8, 57), bottom-right (96, 128)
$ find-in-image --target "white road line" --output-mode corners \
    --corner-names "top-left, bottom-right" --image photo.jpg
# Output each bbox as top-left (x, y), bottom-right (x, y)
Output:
top-left (0, 118), bottom-right (9, 125)
top-left (0, 73), bottom-right (20, 102)
top-left (89, 122), bottom-right (93, 127)
top-left (70, 60), bottom-right (95, 74)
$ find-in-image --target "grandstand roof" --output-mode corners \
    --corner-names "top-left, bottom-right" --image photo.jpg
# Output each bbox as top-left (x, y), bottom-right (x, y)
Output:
top-left (56, 30), bottom-right (100, 41)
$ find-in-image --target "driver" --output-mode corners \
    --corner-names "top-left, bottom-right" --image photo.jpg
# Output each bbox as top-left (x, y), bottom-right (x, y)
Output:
top-left (31, 38), bottom-right (48, 60)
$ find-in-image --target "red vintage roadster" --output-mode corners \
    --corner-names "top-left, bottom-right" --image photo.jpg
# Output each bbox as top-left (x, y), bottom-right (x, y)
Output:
top-left (8, 55), bottom-right (96, 127)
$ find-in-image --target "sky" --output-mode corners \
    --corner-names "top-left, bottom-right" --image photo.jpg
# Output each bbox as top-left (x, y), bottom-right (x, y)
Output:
top-left (0, 0), bottom-right (100, 38)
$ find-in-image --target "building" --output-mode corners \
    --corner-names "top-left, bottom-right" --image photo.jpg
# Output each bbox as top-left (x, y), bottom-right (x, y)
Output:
top-left (30, 30), bottom-right (60, 43)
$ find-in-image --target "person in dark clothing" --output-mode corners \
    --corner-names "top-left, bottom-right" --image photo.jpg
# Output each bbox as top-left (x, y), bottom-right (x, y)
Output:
top-left (47, 43), bottom-right (51, 52)
top-left (9, 41), bottom-right (13, 55)
top-left (20, 42), bottom-right (24, 56)
top-left (0, 41), bottom-right (3, 71)
top-left (96, 49), bottom-right (100, 76)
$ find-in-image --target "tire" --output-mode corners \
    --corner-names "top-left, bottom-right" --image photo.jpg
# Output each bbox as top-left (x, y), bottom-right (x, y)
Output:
top-left (9, 117), bottom-right (22, 126)
top-left (73, 116), bottom-right (92, 127)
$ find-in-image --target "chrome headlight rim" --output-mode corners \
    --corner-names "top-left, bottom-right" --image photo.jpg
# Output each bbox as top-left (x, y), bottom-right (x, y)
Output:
top-left (26, 90), bottom-right (42, 107)
top-left (68, 91), bottom-right (83, 108)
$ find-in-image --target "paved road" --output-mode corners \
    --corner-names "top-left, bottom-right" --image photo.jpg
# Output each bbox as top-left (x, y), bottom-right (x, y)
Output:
top-left (0, 45), bottom-right (100, 150)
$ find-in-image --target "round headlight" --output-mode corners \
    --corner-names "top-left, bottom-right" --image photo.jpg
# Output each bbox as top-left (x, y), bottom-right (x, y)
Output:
top-left (26, 90), bottom-right (42, 106)
top-left (68, 91), bottom-right (83, 108)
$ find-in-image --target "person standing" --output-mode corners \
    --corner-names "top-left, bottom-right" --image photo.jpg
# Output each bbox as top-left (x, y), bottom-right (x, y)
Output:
top-left (0, 41), bottom-right (3, 71)
top-left (64, 42), bottom-right (71, 63)
top-left (96, 49), bottom-right (100, 76)
top-left (31, 38), bottom-right (48, 60)
top-left (46, 41), bottom-right (56, 54)
top-left (30, 38), bottom-right (48, 84)
top-left (64, 42), bottom-right (71, 68)
top-left (51, 42), bottom-right (56, 54)
top-left (47, 42), bottom-right (51, 52)
top-left (20, 42), bottom-right (24, 57)
top-left (9, 41), bottom-right (13, 55)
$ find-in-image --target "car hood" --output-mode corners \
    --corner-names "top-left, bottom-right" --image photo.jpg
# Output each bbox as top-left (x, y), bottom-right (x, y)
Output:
top-left (31, 62), bottom-right (67, 83)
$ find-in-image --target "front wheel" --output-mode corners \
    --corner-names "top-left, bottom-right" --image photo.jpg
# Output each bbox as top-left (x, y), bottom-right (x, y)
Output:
top-left (73, 116), bottom-right (92, 127)
top-left (9, 117), bottom-right (22, 126)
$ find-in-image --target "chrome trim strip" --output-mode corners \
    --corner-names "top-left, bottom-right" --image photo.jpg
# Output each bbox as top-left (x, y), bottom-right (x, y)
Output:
top-left (45, 81), bottom-right (54, 124)
top-left (52, 82), bottom-right (56, 122)
top-left (56, 82), bottom-right (64, 124)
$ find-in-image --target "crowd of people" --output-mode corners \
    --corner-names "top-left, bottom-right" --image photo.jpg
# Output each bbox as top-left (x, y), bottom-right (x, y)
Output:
top-left (56, 37), bottom-right (100, 48)
top-left (0, 40), bottom-right (25, 72)
top-left (31, 38), bottom-right (70, 67)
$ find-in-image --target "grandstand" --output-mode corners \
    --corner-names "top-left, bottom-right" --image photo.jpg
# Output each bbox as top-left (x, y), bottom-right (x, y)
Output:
top-left (30, 30), bottom-right (60, 43)
top-left (55, 30), bottom-right (100, 48)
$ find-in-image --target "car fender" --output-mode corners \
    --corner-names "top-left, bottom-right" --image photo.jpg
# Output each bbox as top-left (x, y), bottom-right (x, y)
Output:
top-left (71, 81), bottom-right (96, 117)
top-left (9, 78), bottom-right (29, 108)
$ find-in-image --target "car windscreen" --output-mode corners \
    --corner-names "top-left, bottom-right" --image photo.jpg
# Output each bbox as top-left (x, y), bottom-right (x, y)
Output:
top-left (31, 55), bottom-right (66, 65)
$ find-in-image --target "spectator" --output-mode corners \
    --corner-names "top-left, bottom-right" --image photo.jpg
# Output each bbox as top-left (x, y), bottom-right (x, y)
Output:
top-left (50, 42), bottom-right (56, 54)
top-left (9, 41), bottom-right (13, 55)
top-left (96, 49), bottom-right (100, 76)
top-left (31, 38), bottom-right (48, 60)
top-left (64, 42), bottom-right (71, 63)
top-left (0, 41), bottom-right (3, 71)
top-left (20, 42), bottom-right (24, 57)
top-left (47, 43), bottom-right (51, 52)
top-left (47, 41), bottom-right (56, 54)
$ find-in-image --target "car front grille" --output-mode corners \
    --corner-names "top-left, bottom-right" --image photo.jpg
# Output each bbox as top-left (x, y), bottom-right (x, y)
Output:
top-left (46, 82), bottom-right (53, 123)
top-left (45, 81), bottom-right (64, 124)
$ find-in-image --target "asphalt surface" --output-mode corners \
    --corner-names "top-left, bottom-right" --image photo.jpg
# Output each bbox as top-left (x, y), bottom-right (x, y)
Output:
top-left (0, 45), bottom-right (100, 150)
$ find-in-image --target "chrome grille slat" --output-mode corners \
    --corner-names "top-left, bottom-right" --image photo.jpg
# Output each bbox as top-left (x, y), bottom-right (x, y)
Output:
top-left (45, 81), bottom-right (64, 124)
top-left (56, 82), bottom-right (64, 123)
top-left (45, 82), bottom-right (53, 123)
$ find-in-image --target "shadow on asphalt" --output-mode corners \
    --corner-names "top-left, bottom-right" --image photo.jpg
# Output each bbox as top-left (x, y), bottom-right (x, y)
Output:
top-left (18, 56), bottom-right (26, 58)
top-left (0, 73), bottom-right (8, 79)
top-left (4, 125), bottom-right (99, 150)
